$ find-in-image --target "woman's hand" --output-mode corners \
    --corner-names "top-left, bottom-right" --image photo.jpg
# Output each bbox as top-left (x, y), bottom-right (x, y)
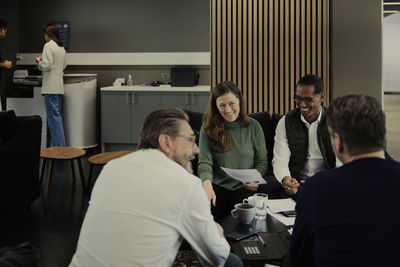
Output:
top-left (202, 180), bottom-right (216, 207)
top-left (242, 183), bottom-right (259, 192)
top-left (35, 56), bottom-right (42, 63)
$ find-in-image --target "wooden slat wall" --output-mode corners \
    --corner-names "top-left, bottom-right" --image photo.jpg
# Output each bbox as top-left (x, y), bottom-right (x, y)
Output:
top-left (211, 0), bottom-right (329, 114)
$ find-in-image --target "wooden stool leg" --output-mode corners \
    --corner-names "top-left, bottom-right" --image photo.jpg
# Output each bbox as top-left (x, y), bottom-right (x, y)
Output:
top-left (77, 158), bottom-right (86, 192)
top-left (40, 158), bottom-right (47, 184)
top-left (45, 159), bottom-right (54, 197)
top-left (70, 160), bottom-right (76, 183)
top-left (87, 164), bottom-right (94, 192)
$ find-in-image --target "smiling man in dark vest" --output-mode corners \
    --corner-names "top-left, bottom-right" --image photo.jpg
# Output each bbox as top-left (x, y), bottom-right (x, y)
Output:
top-left (272, 74), bottom-right (339, 195)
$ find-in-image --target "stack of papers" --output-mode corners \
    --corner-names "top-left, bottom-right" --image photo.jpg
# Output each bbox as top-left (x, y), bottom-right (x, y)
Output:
top-left (268, 198), bottom-right (296, 213)
top-left (221, 167), bottom-right (267, 184)
top-left (267, 198), bottom-right (297, 226)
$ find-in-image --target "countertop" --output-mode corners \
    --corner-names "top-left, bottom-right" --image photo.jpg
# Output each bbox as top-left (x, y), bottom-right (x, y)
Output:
top-left (101, 85), bottom-right (211, 92)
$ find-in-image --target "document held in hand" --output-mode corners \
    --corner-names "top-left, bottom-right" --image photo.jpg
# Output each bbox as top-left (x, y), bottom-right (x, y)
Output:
top-left (221, 167), bottom-right (267, 184)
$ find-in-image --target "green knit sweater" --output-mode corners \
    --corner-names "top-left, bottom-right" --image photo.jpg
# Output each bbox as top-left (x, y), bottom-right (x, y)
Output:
top-left (198, 117), bottom-right (268, 191)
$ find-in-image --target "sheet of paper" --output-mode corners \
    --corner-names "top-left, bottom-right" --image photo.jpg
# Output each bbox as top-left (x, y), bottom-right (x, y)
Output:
top-left (267, 208), bottom-right (296, 226)
top-left (267, 198), bottom-right (296, 213)
top-left (221, 167), bottom-right (267, 184)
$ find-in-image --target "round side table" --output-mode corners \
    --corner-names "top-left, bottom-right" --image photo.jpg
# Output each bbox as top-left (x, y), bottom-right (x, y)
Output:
top-left (87, 150), bottom-right (133, 190)
top-left (40, 146), bottom-right (86, 196)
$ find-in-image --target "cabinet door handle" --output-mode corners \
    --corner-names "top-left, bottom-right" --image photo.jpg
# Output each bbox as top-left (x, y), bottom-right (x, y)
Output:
top-left (132, 93), bottom-right (136, 104)
top-left (126, 93), bottom-right (131, 104)
top-left (185, 93), bottom-right (189, 105)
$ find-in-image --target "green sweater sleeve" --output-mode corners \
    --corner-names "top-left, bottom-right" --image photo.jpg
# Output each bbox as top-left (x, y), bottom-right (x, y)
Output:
top-left (198, 127), bottom-right (214, 182)
top-left (252, 120), bottom-right (268, 176)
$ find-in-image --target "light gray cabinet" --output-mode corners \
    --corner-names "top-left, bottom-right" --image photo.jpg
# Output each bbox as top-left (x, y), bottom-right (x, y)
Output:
top-left (160, 92), bottom-right (209, 112)
top-left (101, 91), bottom-right (160, 144)
top-left (101, 91), bottom-right (131, 143)
top-left (101, 90), bottom-right (209, 147)
top-left (160, 92), bottom-right (190, 110)
top-left (131, 92), bottom-right (160, 144)
top-left (189, 92), bottom-right (210, 112)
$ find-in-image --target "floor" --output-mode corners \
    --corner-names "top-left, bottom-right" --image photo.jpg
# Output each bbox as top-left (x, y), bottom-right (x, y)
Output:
top-left (0, 149), bottom-right (99, 267)
top-left (0, 95), bottom-right (399, 267)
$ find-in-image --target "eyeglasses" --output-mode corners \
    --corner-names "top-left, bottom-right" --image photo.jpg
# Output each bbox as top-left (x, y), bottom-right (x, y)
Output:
top-left (175, 134), bottom-right (197, 148)
top-left (293, 94), bottom-right (320, 104)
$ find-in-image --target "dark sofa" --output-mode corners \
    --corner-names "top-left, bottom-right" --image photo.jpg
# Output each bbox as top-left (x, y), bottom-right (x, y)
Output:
top-left (0, 110), bottom-right (42, 224)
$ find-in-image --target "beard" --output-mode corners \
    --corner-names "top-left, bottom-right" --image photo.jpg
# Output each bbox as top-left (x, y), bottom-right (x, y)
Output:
top-left (173, 154), bottom-right (195, 174)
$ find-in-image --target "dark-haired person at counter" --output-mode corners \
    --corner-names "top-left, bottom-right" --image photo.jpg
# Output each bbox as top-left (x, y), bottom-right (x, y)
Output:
top-left (198, 81), bottom-right (268, 221)
top-left (0, 19), bottom-right (13, 109)
top-left (0, 19), bottom-right (12, 71)
top-left (35, 23), bottom-right (67, 146)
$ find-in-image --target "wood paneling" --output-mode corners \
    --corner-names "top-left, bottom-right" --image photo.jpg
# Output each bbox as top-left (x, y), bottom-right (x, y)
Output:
top-left (211, 0), bottom-right (330, 113)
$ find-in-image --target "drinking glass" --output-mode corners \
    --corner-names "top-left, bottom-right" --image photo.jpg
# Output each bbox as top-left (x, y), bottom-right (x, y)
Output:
top-left (254, 193), bottom-right (268, 219)
top-left (161, 72), bottom-right (170, 84)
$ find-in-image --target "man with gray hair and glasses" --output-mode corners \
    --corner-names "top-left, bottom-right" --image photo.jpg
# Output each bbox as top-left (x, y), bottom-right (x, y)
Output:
top-left (70, 108), bottom-right (242, 267)
top-left (290, 95), bottom-right (400, 266)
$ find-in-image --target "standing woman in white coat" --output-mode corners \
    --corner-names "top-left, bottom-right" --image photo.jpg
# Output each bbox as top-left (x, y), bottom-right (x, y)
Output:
top-left (36, 24), bottom-right (67, 146)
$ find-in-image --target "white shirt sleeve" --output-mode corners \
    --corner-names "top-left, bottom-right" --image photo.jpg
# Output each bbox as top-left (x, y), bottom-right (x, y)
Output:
top-left (179, 182), bottom-right (230, 267)
top-left (38, 42), bottom-right (53, 72)
top-left (63, 53), bottom-right (67, 70)
top-left (272, 115), bottom-right (292, 183)
top-left (335, 156), bottom-right (343, 167)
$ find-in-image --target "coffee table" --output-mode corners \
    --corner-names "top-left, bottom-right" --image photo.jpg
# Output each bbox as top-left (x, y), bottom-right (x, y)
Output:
top-left (221, 214), bottom-right (291, 266)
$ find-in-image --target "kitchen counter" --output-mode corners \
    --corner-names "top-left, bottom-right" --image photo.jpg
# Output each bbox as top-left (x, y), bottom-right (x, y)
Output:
top-left (101, 85), bottom-right (210, 92)
top-left (101, 85), bottom-right (210, 151)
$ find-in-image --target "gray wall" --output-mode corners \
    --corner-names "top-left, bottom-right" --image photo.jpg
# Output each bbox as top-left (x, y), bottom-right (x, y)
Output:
top-left (14, 0), bottom-right (211, 144)
top-left (330, 0), bottom-right (382, 103)
top-left (17, 0), bottom-right (211, 87)
top-left (19, 0), bottom-right (210, 52)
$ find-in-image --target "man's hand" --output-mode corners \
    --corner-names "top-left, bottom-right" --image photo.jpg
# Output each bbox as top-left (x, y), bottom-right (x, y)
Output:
top-left (282, 176), bottom-right (300, 195)
top-left (242, 183), bottom-right (259, 192)
top-left (35, 56), bottom-right (42, 63)
top-left (1, 60), bottom-right (12, 69)
top-left (202, 179), bottom-right (216, 207)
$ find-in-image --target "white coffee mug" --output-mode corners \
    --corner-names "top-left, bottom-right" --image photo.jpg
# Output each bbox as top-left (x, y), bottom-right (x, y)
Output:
top-left (231, 203), bottom-right (256, 224)
top-left (243, 196), bottom-right (255, 206)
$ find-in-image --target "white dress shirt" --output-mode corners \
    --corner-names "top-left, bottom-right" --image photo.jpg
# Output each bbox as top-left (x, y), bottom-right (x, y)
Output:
top-left (272, 110), bottom-right (341, 183)
top-left (69, 149), bottom-right (230, 267)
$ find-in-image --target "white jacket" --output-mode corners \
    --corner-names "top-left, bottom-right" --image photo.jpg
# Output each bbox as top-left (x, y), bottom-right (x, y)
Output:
top-left (38, 40), bottom-right (66, 94)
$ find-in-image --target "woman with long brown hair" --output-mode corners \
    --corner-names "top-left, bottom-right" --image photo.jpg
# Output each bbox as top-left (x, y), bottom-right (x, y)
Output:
top-left (198, 81), bottom-right (268, 221)
top-left (35, 24), bottom-right (67, 146)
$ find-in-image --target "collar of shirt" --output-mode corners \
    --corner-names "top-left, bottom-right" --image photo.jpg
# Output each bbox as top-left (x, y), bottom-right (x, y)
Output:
top-left (300, 107), bottom-right (322, 127)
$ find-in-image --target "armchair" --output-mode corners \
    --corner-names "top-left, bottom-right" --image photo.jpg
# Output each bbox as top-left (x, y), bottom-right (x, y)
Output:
top-left (0, 110), bottom-right (42, 223)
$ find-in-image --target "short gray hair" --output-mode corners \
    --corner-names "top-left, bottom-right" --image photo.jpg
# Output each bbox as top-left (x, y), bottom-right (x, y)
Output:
top-left (137, 108), bottom-right (189, 149)
top-left (326, 94), bottom-right (386, 156)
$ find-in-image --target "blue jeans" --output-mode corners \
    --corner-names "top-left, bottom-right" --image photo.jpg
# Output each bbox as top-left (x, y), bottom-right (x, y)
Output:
top-left (225, 252), bottom-right (243, 267)
top-left (44, 94), bottom-right (66, 146)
